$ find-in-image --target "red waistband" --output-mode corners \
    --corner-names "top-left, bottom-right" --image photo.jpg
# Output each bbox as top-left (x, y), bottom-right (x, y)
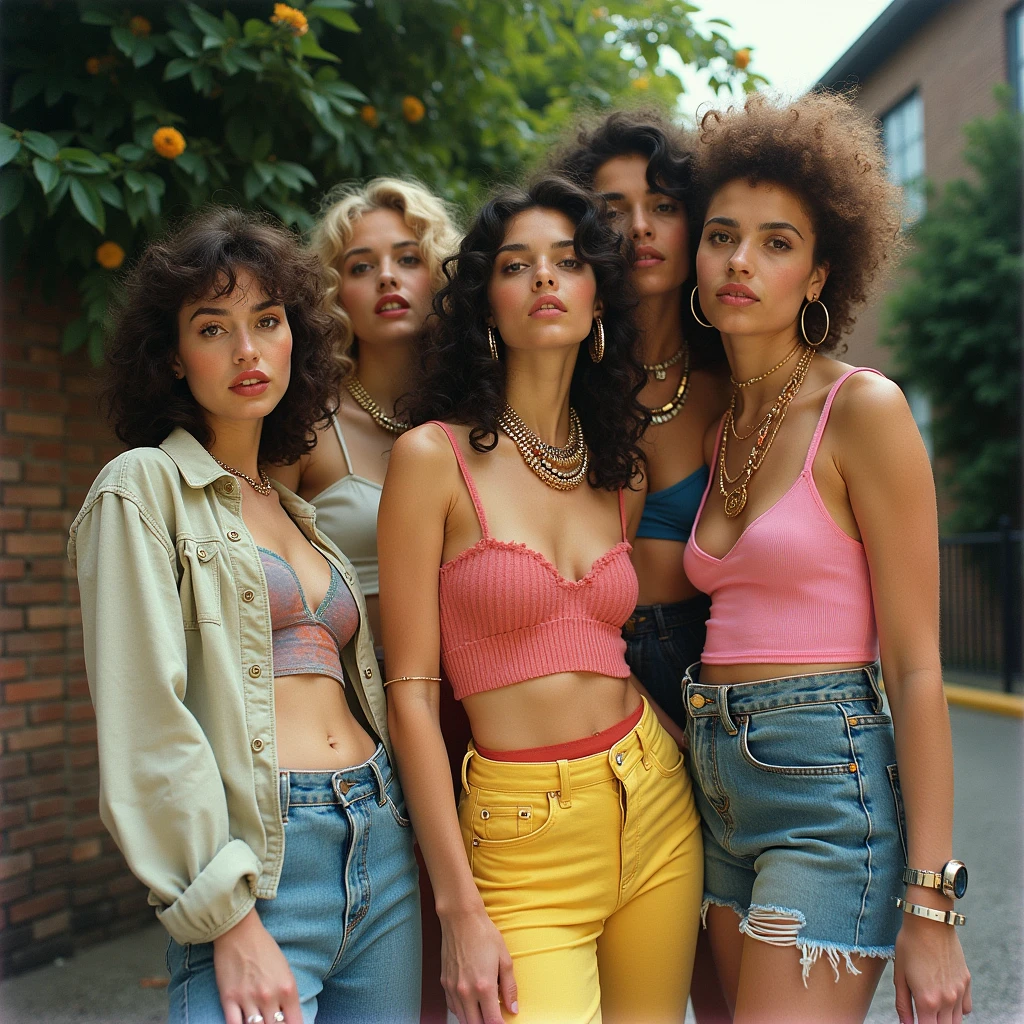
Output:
top-left (475, 701), bottom-right (644, 763)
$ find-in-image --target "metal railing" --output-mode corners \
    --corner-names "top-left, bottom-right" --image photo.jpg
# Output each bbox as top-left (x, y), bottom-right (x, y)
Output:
top-left (939, 521), bottom-right (1022, 692)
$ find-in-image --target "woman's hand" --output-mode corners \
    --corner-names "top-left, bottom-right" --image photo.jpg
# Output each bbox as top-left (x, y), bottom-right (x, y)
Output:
top-left (894, 914), bottom-right (972, 1024)
top-left (213, 908), bottom-right (302, 1024)
top-left (440, 905), bottom-right (518, 1024)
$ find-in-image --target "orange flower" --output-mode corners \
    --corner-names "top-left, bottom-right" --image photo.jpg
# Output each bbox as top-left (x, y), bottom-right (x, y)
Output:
top-left (86, 57), bottom-right (102, 75)
top-left (631, 74), bottom-right (650, 91)
top-left (152, 126), bottom-right (186, 159)
top-left (734, 48), bottom-right (751, 70)
top-left (360, 105), bottom-right (379, 128)
top-left (129, 15), bottom-right (152, 37)
top-left (401, 96), bottom-right (425, 123)
top-left (95, 242), bottom-right (125, 270)
top-left (270, 3), bottom-right (309, 36)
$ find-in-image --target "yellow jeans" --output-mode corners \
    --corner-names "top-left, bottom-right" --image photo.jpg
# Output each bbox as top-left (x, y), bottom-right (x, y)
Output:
top-left (458, 699), bottom-right (703, 1024)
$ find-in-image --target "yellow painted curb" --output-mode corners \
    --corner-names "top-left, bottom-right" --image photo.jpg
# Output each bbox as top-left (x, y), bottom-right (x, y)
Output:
top-left (943, 683), bottom-right (1023, 718)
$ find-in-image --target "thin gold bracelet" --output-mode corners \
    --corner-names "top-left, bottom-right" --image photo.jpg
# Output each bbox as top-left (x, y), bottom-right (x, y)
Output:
top-left (384, 674), bottom-right (442, 687)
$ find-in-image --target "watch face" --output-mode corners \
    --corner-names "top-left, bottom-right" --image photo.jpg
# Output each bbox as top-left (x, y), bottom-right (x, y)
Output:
top-left (952, 865), bottom-right (968, 899)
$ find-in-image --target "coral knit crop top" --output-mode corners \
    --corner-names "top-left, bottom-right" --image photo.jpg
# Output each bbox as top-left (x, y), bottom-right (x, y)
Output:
top-left (432, 422), bottom-right (638, 700)
top-left (683, 368), bottom-right (881, 665)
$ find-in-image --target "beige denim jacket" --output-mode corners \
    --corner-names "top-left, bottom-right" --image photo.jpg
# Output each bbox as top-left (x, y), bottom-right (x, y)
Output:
top-left (68, 428), bottom-right (390, 946)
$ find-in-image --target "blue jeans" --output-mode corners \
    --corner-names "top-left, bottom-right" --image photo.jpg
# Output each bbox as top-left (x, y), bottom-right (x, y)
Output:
top-left (684, 663), bottom-right (906, 984)
top-left (623, 595), bottom-right (711, 731)
top-left (167, 745), bottom-right (421, 1023)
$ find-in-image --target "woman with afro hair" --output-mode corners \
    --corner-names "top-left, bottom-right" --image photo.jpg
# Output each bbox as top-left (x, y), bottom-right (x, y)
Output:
top-left (682, 93), bottom-right (971, 1022)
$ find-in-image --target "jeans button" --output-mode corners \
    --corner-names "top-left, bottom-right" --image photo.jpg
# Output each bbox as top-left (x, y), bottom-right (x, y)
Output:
top-left (615, 752), bottom-right (625, 766)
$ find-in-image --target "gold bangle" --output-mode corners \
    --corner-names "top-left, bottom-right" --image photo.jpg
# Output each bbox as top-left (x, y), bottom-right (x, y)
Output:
top-left (894, 897), bottom-right (966, 926)
top-left (384, 674), bottom-right (442, 687)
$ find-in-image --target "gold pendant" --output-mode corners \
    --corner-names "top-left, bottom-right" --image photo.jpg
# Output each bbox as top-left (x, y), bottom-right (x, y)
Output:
top-left (655, 368), bottom-right (666, 381)
top-left (724, 485), bottom-right (747, 518)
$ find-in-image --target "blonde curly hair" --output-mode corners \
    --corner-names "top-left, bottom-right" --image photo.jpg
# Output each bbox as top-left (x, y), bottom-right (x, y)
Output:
top-left (312, 177), bottom-right (461, 376)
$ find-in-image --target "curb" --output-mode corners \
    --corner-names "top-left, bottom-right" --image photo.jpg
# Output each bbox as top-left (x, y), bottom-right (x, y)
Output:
top-left (944, 683), bottom-right (1023, 718)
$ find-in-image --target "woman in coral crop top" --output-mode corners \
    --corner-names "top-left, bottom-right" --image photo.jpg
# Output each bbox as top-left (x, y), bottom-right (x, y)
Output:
top-left (378, 176), bottom-right (704, 1024)
top-left (681, 94), bottom-right (970, 1024)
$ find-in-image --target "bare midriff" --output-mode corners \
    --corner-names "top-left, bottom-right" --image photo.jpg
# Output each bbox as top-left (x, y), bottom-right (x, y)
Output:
top-left (631, 537), bottom-right (702, 605)
top-left (699, 661), bottom-right (870, 686)
top-left (463, 671), bottom-right (642, 753)
top-left (274, 672), bottom-right (376, 769)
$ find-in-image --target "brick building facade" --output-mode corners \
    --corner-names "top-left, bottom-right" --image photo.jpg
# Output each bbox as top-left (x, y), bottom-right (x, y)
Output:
top-left (0, 281), bottom-right (149, 977)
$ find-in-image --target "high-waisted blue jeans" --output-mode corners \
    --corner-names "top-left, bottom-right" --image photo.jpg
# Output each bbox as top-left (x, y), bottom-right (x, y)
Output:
top-left (166, 744), bottom-right (421, 1023)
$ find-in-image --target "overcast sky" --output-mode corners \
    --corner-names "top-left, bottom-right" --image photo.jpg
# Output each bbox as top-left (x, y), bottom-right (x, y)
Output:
top-left (663, 0), bottom-right (895, 123)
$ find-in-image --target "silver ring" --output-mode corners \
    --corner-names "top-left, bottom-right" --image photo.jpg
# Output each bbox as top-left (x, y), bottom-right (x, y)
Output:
top-left (274, 1015), bottom-right (285, 1023)
top-left (245, 1016), bottom-right (264, 1024)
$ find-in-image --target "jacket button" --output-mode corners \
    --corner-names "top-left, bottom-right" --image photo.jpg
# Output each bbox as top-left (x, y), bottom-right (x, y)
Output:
top-left (196, 548), bottom-right (209, 561)
top-left (223, 481), bottom-right (234, 493)
top-left (242, 589), bottom-right (255, 603)
top-left (227, 530), bottom-right (241, 542)
top-left (363, 667), bottom-right (372, 678)
top-left (248, 665), bottom-right (262, 678)
top-left (251, 738), bottom-right (264, 753)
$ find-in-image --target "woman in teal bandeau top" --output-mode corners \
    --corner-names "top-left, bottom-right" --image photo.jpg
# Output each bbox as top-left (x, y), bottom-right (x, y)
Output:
top-left (552, 110), bottom-right (730, 739)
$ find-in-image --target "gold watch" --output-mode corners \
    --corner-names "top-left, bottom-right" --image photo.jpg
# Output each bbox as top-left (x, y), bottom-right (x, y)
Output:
top-left (902, 860), bottom-right (968, 900)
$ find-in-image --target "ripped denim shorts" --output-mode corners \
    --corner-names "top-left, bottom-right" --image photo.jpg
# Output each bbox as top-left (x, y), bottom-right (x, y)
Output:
top-left (683, 662), bottom-right (906, 984)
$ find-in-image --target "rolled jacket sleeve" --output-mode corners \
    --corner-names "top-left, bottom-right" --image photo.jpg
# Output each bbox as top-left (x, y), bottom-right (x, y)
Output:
top-left (72, 490), bottom-right (261, 944)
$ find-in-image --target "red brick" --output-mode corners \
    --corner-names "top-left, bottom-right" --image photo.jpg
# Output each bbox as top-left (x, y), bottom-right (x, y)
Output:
top-left (71, 816), bottom-right (104, 839)
top-left (0, 707), bottom-right (26, 730)
top-left (29, 704), bottom-right (65, 726)
top-left (29, 441), bottom-right (65, 460)
top-left (0, 806), bottom-right (27, 829)
top-left (0, 509), bottom-right (27, 530)
top-left (68, 679), bottom-right (90, 700)
top-left (28, 510), bottom-right (70, 530)
top-left (5, 534), bottom-right (64, 556)
top-left (0, 388), bottom-right (24, 410)
top-left (6, 725), bottom-right (63, 752)
top-left (30, 559), bottom-right (68, 580)
top-left (4, 412), bottom-right (62, 437)
top-left (4, 678), bottom-right (62, 702)
top-left (3, 367), bottom-right (60, 390)
top-left (33, 841), bottom-right (70, 866)
top-left (0, 559), bottom-right (26, 581)
top-left (0, 853), bottom-right (32, 881)
top-left (29, 750), bottom-right (65, 772)
top-left (7, 820), bottom-right (66, 851)
top-left (0, 659), bottom-right (28, 682)
top-left (68, 724), bottom-right (96, 746)
top-left (66, 443), bottom-right (94, 462)
top-left (23, 462), bottom-right (64, 484)
top-left (71, 839), bottom-right (101, 863)
top-left (0, 459), bottom-right (21, 482)
top-left (32, 909), bottom-right (72, 940)
top-left (29, 797), bottom-right (68, 820)
top-left (27, 606), bottom-right (78, 629)
top-left (0, 754), bottom-right (27, 780)
top-left (0, 609), bottom-right (25, 631)
top-left (5, 630), bottom-right (65, 653)
top-left (68, 747), bottom-right (96, 768)
top-left (29, 347), bottom-right (60, 366)
top-left (3, 583), bottom-right (66, 606)
top-left (2, 484), bottom-right (61, 507)
top-left (0, 877), bottom-right (32, 904)
top-left (66, 702), bottom-right (93, 722)
top-left (8, 890), bottom-right (68, 924)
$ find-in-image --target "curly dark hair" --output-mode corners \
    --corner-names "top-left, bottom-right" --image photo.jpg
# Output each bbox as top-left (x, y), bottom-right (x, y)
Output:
top-left (406, 175), bottom-right (648, 490)
top-left (103, 207), bottom-right (340, 464)
top-left (548, 107), bottom-right (724, 369)
top-left (696, 92), bottom-right (904, 352)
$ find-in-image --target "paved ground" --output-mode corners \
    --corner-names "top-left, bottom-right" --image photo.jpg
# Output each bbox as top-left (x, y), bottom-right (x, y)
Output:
top-left (2, 706), bottom-right (1021, 1023)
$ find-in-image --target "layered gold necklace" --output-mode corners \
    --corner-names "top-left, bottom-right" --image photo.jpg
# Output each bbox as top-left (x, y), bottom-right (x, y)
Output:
top-left (647, 346), bottom-right (691, 425)
top-left (718, 345), bottom-right (814, 517)
top-left (498, 404), bottom-right (589, 490)
top-left (345, 376), bottom-right (410, 435)
top-left (643, 345), bottom-right (685, 381)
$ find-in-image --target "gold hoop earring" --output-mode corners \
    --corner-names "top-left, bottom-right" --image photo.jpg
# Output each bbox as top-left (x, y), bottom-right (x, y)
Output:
top-left (800, 298), bottom-right (830, 348)
top-left (487, 325), bottom-right (499, 361)
top-left (589, 317), bottom-right (605, 363)
top-left (690, 286), bottom-right (713, 329)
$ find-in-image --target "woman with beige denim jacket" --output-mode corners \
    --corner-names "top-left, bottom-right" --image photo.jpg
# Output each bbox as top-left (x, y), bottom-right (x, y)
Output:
top-left (69, 209), bottom-right (421, 1024)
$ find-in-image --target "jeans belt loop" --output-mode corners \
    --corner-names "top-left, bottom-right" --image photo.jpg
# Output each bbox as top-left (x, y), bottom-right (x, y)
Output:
top-left (368, 755), bottom-right (388, 807)
top-left (278, 770), bottom-right (290, 824)
top-left (461, 747), bottom-right (475, 795)
top-left (654, 603), bottom-right (670, 641)
top-left (865, 660), bottom-right (885, 713)
top-left (717, 686), bottom-right (739, 736)
top-left (636, 719), bottom-right (652, 770)
top-left (556, 759), bottom-right (572, 809)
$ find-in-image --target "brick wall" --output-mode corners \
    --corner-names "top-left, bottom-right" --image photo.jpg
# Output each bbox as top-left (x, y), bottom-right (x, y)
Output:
top-left (0, 278), bottom-right (147, 977)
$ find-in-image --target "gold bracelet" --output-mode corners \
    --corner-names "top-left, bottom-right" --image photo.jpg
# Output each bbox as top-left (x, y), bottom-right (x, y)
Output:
top-left (384, 674), bottom-right (442, 687)
top-left (894, 897), bottom-right (966, 926)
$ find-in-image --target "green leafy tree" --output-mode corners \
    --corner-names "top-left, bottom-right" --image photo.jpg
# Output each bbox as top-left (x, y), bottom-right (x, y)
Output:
top-left (883, 92), bottom-right (1022, 531)
top-left (0, 0), bottom-right (760, 362)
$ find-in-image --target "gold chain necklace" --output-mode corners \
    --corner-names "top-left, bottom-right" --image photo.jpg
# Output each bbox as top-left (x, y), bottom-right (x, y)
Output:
top-left (647, 347), bottom-right (691, 425)
top-left (211, 456), bottom-right (273, 496)
top-left (730, 343), bottom-right (801, 388)
top-left (345, 376), bottom-right (410, 435)
top-left (643, 345), bottom-right (685, 381)
top-left (498, 404), bottom-right (589, 490)
top-left (718, 346), bottom-right (814, 517)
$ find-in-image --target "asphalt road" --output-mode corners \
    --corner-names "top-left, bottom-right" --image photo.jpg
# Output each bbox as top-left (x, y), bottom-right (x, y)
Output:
top-left (1, 706), bottom-right (1020, 1024)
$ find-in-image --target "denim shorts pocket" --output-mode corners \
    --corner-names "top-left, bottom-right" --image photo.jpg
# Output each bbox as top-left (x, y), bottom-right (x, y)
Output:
top-left (887, 764), bottom-right (908, 862)
top-left (385, 779), bottom-right (411, 828)
top-left (739, 703), bottom-right (855, 776)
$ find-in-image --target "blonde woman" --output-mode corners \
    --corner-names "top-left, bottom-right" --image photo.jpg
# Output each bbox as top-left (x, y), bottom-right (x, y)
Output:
top-left (274, 178), bottom-right (460, 646)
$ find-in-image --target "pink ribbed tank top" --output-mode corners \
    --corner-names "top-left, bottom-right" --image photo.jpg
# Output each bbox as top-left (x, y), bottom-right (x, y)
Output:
top-left (432, 422), bottom-right (637, 700)
top-left (683, 368), bottom-right (881, 665)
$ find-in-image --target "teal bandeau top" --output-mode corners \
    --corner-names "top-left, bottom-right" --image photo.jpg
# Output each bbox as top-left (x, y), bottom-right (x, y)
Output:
top-left (635, 464), bottom-right (710, 543)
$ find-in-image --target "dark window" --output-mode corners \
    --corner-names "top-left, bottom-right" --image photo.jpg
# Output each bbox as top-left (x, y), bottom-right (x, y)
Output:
top-left (1008, 3), bottom-right (1024, 111)
top-left (882, 90), bottom-right (926, 223)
